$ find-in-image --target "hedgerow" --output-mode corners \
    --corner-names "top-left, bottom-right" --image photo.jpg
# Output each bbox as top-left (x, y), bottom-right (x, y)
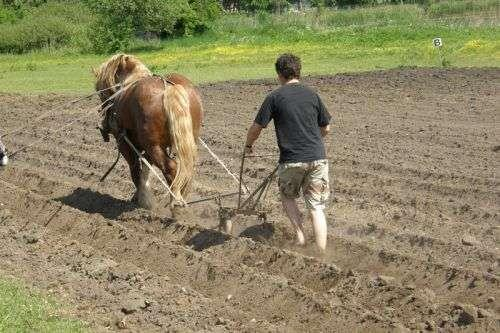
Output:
top-left (85, 0), bottom-right (221, 53)
top-left (0, 1), bottom-right (92, 53)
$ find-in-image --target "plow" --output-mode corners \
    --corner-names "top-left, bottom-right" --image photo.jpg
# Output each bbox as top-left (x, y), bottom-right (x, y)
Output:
top-left (118, 128), bottom-right (279, 234)
top-left (215, 156), bottom-right (278, 234)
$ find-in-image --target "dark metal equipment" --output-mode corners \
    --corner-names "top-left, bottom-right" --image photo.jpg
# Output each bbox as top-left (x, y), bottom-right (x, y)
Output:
top-left (217, 151), bottom-right (278, 233)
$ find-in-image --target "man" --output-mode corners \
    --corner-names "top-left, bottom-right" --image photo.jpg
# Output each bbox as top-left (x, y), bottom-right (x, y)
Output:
top-left (245, 53), bottom-right (331, 251)
top-left (0, 138), bottom-right (8, 166)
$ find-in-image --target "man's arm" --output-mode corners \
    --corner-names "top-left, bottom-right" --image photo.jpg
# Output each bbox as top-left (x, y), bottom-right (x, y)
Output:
top-left (246, 93), bottom-right (273, 153)
top-left (320, 125), bottom-right (330, 138)
top-left (317, 93), bottom-right (331, 138)
top-left (245, 122), bottom-right (264, 152)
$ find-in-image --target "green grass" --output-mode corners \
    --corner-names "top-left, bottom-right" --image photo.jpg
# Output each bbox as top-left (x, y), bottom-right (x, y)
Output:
top-left (0, 278), bottom-right (87, 332)
top-left (427, 0), bottom-right (499, 17)
top-left (0, 4), bottom-right (498, 94)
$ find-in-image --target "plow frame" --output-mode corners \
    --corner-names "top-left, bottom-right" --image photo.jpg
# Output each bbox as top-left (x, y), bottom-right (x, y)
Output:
top-left (215, 153), bottom-right (278, 234)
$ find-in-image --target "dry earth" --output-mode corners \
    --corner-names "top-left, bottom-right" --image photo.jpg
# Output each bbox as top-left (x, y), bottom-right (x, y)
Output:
top-left (0, 68), bottom-right (499, 332)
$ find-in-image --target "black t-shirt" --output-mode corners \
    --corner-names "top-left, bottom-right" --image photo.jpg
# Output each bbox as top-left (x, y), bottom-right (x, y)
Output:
top-left (254, 83), bottom-right (331, 163)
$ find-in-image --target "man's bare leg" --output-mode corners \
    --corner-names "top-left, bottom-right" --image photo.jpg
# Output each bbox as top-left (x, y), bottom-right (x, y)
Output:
top-left (281, 196), bottom-right (306, 245)
top-left (309, 208), bottom-right (327, 252)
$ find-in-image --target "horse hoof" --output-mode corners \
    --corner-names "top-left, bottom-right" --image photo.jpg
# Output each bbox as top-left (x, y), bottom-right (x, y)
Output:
top-left (219, 219), bottom-right (233, 234)
top-left (138, 198), bottom-right (155, 210)
top-left (133, 190), bottom-right (156, 210)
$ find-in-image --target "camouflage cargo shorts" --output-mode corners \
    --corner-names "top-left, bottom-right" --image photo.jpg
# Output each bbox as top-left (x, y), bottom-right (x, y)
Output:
top-left (278, 159), bottom-right (330, 210)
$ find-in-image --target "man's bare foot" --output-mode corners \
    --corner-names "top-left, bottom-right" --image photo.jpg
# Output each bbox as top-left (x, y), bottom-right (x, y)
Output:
top-left (0, 155), bottom-right (8, 166)
top-left (296, 227), bottom-right (306, 246)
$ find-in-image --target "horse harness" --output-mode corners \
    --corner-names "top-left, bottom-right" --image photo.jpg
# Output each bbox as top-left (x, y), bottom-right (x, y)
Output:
top-left (154, 74), bottom-right (176, 88)
top-left (100, 75), bottom-right (176, 142)
top-left (99, 76), bottom-right (178, 182)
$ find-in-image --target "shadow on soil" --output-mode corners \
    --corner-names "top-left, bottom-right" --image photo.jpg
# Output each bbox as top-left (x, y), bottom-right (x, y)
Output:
top-left (185, 223), bottom-right (276, 251)
top-left (56, 187), bottom-right (136, 220)
top-left (186, 229), bottom-right (231, 251)
top-left (239, 222), bottom-right (275, 243)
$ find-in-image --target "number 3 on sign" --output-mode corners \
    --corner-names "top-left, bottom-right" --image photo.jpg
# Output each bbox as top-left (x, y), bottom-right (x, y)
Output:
top-left (433, 38), bottom-right (442, 47)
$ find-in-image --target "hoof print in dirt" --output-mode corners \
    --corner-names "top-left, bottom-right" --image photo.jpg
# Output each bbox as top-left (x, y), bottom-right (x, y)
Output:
top-left (22, 233), bottom-right (39, 244)
top-left (451, 303), bottom-right (478, 326)
top-left (160, 217), bottom-right (176, 228)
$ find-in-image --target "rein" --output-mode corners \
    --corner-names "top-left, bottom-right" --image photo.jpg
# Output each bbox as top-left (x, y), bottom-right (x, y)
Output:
top-left (6, 84), bottom-right (128, 159)
top-left (1, 84), bottom-right (122, 140)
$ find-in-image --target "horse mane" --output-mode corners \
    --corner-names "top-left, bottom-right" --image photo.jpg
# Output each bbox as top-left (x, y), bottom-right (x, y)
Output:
top-left (94, 53), bottom-right (152, 93)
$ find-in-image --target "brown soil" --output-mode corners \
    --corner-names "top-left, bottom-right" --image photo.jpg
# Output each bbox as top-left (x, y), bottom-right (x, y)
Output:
top-left (0, 68), bottom-right (499, 332)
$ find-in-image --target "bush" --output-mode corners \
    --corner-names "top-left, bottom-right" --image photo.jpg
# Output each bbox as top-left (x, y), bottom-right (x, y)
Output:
top-left (0, 1), bottom-right (92, 53)
top-left (238, 0), bottom-right (290, 12)
top-left (335, 0), bottom-right (376, 7)
top-left (85, 0), bottom-right (221, 53)
top-left (324, 4), bottom-right (423, 27)
top-left (188, 0), bottom-right (223, 32)
top-left (426, 0), bottom-right (499, 17)
top-left (0, 5), bottom-right (18, 24)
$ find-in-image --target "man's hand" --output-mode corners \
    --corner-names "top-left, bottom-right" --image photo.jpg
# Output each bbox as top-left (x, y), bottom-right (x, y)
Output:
top-left (320, 125), bottom-right (330, 138)
top-left (245, 122), bottom-right (264, 155)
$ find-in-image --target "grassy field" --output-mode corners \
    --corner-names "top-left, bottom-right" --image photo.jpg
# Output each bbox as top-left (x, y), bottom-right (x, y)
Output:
top-left (0, 4), bottom-right (498, 93)
top-left (0, 278), bottom-right (86, 332)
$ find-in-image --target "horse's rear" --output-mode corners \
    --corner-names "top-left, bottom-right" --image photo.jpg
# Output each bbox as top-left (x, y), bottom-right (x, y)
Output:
top-left (95, 54), bottom-right (203, 209)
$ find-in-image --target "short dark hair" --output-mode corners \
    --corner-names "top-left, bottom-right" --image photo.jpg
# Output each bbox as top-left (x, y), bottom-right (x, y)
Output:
top-left (275, 53), bottom-right (301, 80)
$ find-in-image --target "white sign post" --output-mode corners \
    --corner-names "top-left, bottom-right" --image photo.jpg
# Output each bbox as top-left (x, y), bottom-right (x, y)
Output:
top-left (433, 37), bottom-right (444, 66)
top-left (433, 37), bottom-right (442, 48)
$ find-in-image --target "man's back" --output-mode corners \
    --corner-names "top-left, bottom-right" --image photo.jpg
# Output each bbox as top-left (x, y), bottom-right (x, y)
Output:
top-left (255, 83), bottom-right (330, 163)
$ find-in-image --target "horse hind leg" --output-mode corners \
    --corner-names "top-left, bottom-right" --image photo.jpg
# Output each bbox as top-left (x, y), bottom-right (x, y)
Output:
top-left (120, 139), bottom-right (156, 210)
top-left (136, 164), bottom-right (156, 210)
top-left (146, 145), bottom-right (179, 205)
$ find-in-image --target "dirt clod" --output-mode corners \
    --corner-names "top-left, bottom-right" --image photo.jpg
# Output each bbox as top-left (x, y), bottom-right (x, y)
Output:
top-left (117, 319), bottom-right (127, 329)
top-left (360, 311), bottom-right (384, 323)
top-left (461, 235), bottom-right (478, 246)
top-left (453, 304), bottom-right (477, 326)
top-left (477, 308), bottom-right (494, 319)
top-left (424, 320), bottom-right (436, 331)
top-left (215, 317), bottom-right (228, 325)
top-left (372, 275), bottom-right (396, 287)
top-left (121, 293), bottom-right (149, 314)
top-left (23, 233), bottom-right (39, 244)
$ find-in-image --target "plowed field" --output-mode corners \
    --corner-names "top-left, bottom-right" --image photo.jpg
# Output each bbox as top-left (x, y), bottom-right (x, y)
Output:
top-left (0, 68), bottom-right (498, 332)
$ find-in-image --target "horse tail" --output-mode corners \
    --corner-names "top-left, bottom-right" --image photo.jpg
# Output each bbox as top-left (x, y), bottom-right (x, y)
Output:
top-left (163, 84), bottom-right (197, 199)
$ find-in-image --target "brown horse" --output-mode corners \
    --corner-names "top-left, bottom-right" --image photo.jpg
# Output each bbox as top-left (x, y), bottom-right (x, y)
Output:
top-left (94, 54), bottom-right (203, 209)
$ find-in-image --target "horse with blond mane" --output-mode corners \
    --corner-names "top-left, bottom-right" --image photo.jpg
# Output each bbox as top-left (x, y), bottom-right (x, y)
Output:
top-left (94, 54), bottom-right (203, 209)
